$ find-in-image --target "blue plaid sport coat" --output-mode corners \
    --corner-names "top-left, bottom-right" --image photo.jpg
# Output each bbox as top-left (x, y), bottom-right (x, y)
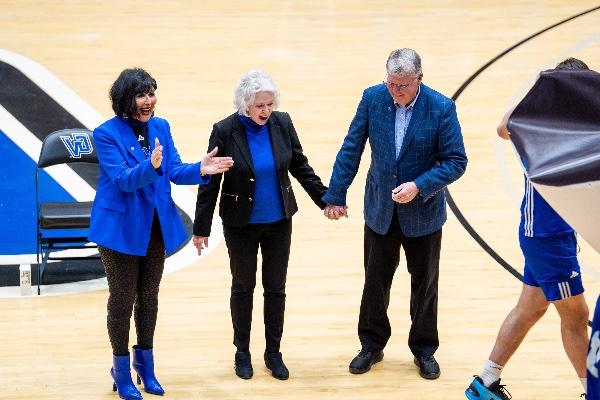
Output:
top-left (323, 83), bottom-right (467, 237)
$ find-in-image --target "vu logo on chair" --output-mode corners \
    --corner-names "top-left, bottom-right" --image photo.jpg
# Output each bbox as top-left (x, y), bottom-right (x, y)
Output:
top-left (60, 132), bottom-right (94, 159)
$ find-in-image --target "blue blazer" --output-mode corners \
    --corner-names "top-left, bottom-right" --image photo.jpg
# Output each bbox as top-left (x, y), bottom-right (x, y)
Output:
top-left (323, 83), bottom-right (467, 237)
top-left (88, 116), bottom-right (209, 256)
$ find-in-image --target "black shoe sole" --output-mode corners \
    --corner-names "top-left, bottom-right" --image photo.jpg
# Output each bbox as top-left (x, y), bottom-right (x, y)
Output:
top-left (235, 365), bottom-right (253, 380)
top-left (267, 370), bottom-right (289, 380)
top-left (235, 371), bottom-right (253, 380)
top-left (413, 358), bottom-right (440, 380)
top-left (349, 352), bottom-right (384, 374)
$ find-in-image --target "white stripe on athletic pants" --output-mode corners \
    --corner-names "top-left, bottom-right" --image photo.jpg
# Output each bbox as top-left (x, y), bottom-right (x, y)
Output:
top-left (558, 281), bottom-right (572, 299)
top-left (524, 178), bottom-right (534, 237)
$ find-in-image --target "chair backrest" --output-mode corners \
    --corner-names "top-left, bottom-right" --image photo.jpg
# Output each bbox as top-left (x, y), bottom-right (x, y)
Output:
top-left (38, 128), bottom-right (98, 168)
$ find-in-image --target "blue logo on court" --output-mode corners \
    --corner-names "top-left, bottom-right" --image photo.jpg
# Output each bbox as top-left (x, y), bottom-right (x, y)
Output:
top-left (60, 132), bottom-right (93, 158)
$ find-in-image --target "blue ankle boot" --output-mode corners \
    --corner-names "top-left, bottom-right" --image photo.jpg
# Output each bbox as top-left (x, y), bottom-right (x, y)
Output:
top-left (132, 346), bottom-right (165, 396)
top-left (111, 354), bottom-right (143, 400)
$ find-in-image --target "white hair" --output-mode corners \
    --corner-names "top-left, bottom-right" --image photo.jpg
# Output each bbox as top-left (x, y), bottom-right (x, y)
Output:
top-left (386, 48), bottom-right (422, 76)
top-left (234, 69), bottom-right (280, 116)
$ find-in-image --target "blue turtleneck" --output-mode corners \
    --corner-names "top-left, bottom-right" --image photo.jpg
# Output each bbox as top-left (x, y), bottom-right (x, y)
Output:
top-left (237, 114), bottom-right (285, 224)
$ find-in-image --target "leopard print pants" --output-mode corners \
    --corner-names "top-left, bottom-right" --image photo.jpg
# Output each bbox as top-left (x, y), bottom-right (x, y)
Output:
top-left (98, 215), bottom-right (165, 355)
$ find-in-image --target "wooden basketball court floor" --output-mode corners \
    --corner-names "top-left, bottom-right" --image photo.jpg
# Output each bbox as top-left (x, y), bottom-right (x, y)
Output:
top-left (1, 1), bottom-right (599, 398)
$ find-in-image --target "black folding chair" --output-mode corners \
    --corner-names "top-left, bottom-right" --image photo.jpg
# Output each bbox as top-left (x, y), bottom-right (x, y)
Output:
top-left (36, 128), bottom-right (100, 294)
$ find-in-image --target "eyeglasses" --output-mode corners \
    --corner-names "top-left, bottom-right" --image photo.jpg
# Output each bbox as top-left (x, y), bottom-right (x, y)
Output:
top-left (384, 76), bottom-right (419, 91)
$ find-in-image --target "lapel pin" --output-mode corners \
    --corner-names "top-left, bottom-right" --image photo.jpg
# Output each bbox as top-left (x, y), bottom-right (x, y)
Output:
top-left (131, 146), bottom-right (135, 151)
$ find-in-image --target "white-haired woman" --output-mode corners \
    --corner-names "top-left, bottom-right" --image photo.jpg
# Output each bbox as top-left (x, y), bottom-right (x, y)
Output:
top-left (193, 69), bottom-right (327, 380)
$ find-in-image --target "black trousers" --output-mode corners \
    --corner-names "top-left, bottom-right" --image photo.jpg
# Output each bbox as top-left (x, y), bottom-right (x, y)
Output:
top-left (359, 208), bottom-right (442, 358)
top-left (98, 214), bottom-right (165, 356)
top-left (223, 218), bottom-right (292, 353)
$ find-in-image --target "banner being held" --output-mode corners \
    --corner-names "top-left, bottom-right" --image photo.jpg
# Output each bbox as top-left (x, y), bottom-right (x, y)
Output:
top-left (509, 69), bottom-right (600, 254)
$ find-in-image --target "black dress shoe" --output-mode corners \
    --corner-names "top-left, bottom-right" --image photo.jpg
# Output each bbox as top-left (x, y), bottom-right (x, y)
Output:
top-left (264, 351), bottom-right (289, 380)
top-left (235, 351), bottom-right (253, 379)
top-left (349, 349), bottom-right (384, 374)
top-left (413, 354), bottom-right (440, 379)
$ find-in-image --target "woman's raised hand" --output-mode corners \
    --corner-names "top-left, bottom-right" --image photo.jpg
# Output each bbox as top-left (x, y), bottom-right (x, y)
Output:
top-left (151, 137), bottom-right (163, 169)
top-left (200, 147), bottom-right (234, 175)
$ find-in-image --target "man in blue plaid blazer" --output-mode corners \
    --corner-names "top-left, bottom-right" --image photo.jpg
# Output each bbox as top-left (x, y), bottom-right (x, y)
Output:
top-left (322, 48), bottom-right (467, 379)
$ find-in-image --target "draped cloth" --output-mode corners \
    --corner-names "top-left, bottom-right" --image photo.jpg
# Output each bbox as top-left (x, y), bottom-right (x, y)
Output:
top-left (508, 69), bottom-right (600, 254)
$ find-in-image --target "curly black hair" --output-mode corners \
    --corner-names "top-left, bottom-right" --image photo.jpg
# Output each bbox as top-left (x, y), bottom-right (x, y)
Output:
top-left (109, 68), bottom-right (157, 118)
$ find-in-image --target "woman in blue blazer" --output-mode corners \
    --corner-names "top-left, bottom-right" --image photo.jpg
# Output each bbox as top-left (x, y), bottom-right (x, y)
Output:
top-left (89, 68), bottom-right (233, 400)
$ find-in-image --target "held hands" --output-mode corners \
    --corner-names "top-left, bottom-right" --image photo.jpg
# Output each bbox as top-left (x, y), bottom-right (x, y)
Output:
top-left (392, 181), bottom-right (419, 204)
top-left (192, 235), bottom-right (209, 256)
top-left (324, 204), bottom-right (348, 220)
top-left (200, 147), bottom-right (234, 175)
top-left (151, 138), bottom-right (163, 169)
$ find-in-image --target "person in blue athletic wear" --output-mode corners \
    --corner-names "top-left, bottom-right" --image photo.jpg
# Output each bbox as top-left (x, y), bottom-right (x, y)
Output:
top-left (465, 57), bottom-right (591, 400)
top-left (588, 296), bottom-right (600, 400)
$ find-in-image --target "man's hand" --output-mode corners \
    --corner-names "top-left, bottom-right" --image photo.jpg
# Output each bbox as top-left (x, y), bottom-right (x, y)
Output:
top-left (192, 235), bottom-right (209, 256)
top-left (392, 182), bottom-right (419, 204)
top-left (324, 204), bottom-right (348, 220)
top-left (497, 105), bottom-right (516, 140)
top-left (200, 147), bottom-right (234, 175)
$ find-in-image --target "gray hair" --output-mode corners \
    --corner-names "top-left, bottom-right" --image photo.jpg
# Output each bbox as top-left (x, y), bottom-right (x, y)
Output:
top-left (234, 69), bottom-right (280, 116)
top-left (386, 48), bottom-right (422, 76)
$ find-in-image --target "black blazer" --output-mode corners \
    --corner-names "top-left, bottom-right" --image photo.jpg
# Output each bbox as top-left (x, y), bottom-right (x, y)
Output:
top-left (193, 111), bottom-right (327, 236)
